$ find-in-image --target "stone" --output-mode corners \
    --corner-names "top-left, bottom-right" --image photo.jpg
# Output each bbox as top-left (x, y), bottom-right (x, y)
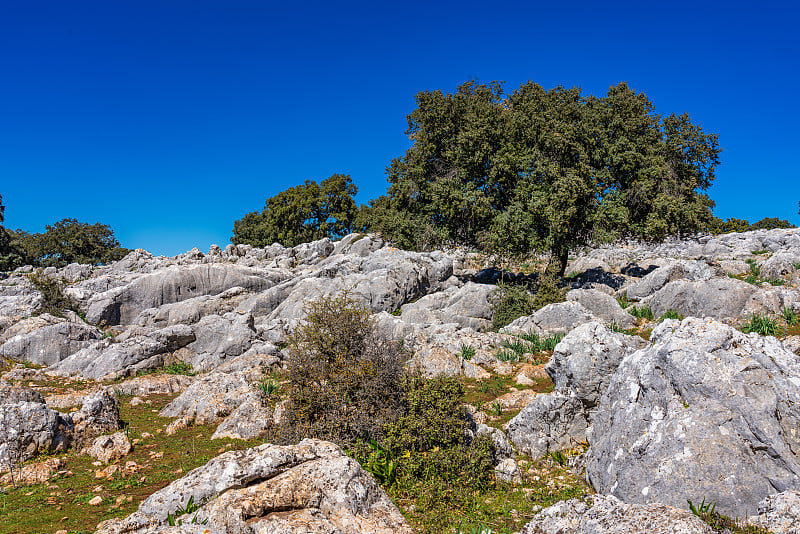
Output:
top-left (545, 322), bottom-right (647, 408)
top-left (624, 260), bottom-right (716, 300)
top-left (400, 282), bottom-right (498, 331)
top-left (566, 289), bottom-right (636, 329)
top-left (93, 439), bottom-right (414, 534)
top-left (517, 494), bottom-right (713, 534)
top-left (506, 391), bottom-right (588, 459)
top-left (159, 372), bottom-right (252, 425)
top-left (0, 457), bottom-right (65, 486)
top-left (502, 301), bottom-right (597, 336)
top-left (747, 490), bottom-right (800, 534)
top-left (642, 277), bottom-right (756, 320)
top-left (86, 432), bottom-right (132, 463)
top-left (586, 317), bottom-right (800, 517)
top-left (89, 495), bottom-right (103, 506)
top-left (0, 314), bottom-right (102, 366)
top-left (210, 396), bottom-right (272, 440)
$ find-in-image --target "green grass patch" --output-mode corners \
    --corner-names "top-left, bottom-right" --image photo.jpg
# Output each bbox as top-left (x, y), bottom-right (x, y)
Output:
top-left (741, 314), bottom-right (781, 337)
top-left (628, 306), bottom-right (654, 321)
top-left (659, 309), bottom-right (684, 321)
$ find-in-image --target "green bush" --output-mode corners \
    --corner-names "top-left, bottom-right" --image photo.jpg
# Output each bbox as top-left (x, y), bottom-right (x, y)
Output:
top-left (490, 282), bottom-right (534, 331)
top-left (27, 270), bottom-right (80, 318)
top-left (274, 293), bottom-right (407, 447)
top-left (531, 275), bottom-right (566, 311)
top-left (628, 306), bottom-right (654, 320)
top-left (659, 309), bottom-right (684, 321)
top-left (783, 306), bottom-right (798, 327)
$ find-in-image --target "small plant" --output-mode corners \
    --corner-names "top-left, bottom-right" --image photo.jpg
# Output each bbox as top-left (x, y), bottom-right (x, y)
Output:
top-left (495, 349), bottom-right (518, 362)
top-left (628, 306), bottom-right (654, 320)
top-left (166, 495), bottom-right (208, 526)
top-left (616, 294), bottom-right (631, 309)
top-left (741, 314), bottom-right (781, 337)
top-left (254, 376), bottom-right (280, 397)
top-left (162, 361), bottom-right (195, 375)
top-left (782, 306), bottom-right (798, 326)
top-left (458, 525), bottom-right (494, 534)
top-left (688, 497), bottom-right (716, 517)
top-left (607, 321), bottom-right (624, 333)
top-left (532, 275), bottom-right (566, 311)
top-left (27, 270), bottom-right (81, 318)
top-left (459, 344), bottom-right (476, 361)
top-left (750, 249), bottom-right (771, 255)
top-left (491, 402), bottom-right (503, 416)
top-left (478, 381), bottom-right (490, 394)
top-left (793, 262), bottom-right (800, 270)
top-left (548, 450), bottom-right (567, 466)
top-left (764, 278), bottom-right (785, 286)
top-left (516, 331), bottom-right (563, 352)
top-left (365, 439), bottom-right (397, 486)
top-left (659, 309), bottom-right (684, 321)
top-left (501, 338), bottom-right (531, 356)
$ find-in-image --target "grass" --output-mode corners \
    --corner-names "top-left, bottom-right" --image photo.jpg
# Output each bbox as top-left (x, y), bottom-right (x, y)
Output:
top-left (740, 314), bottom-right (781, 337)
top-left (459, 344), bottom-right (476, 361)
top-left (782, 307), bottom-right (798, 327)
top-left (731, 259), bottom-right (786, 287)
top-left (628, 306), bottom-right (654, 321)
top-left (616, 295), bottom-right (631, 309)
top-left (659, 309), bottom-right (684, 321)
top-left (688, 498), bottom-right (774, 534)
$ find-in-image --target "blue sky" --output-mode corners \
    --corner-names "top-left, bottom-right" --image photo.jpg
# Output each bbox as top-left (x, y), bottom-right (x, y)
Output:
top-left (1, 0), bottom-right (798, 256)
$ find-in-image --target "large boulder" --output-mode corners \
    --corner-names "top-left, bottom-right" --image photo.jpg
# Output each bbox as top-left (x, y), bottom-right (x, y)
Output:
top-left (181, 313), bottom-right (258, 371)
top-left (159, 372), bottom-right (253, 426)
top-left (642, 278), bottom-right (756, 319)
top-left (747, 490), bottom-right (800, 534)
top-left (586, 317), bottom-right (800, 517)
top-left (517, 494), bottom-right (713, 534)
top-left (502, 301), bottom-right (597, 336)
top-left (94, 439), bottom-right (414, 534)
top-left (47, 324), bottom-right (195, 380)
top-left (624, 260), bottom-right (717, 300)
top-left (85, 264), bottom-right (282, 326)
top-left (400, 282), bottom-right (498, 331)
top-left (566, 289), bottom-right (636, 330)
top-left (0, 400), bottom-right (67, 470)
top-left (545, 322), bottom-right (647, 408)
top-left (0, 314), bottom-right (102, 365)
top-left (506, 391), bottom-right (587, 459)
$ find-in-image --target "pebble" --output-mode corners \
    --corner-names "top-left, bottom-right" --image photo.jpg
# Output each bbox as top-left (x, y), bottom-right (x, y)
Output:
top-left (88, 496), bottom-right (103, 506)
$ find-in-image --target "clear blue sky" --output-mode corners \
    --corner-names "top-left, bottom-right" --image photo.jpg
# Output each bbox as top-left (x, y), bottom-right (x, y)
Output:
top-left (1, 0), bottom-right (798, 256)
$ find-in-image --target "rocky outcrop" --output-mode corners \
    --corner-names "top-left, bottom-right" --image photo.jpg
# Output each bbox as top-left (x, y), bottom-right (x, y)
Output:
top-left (87, 431), bottom-right (132, 463)
top-left (517, 494), bottom-right (713, 534)
top-left (642, 277), bottom-right (756, 319)
top-left (506, 391), bottom-right (587, 459)
top-left (400, 282), bottom-right (497, 331)
top-left (747, 490), bottom-right (800, 534)
top-left (0, 313), bottom-right (102, 365)
top-left (93, 439), bottom-right (414, 534)
top-left (586, 317), bottom-right (800, 517)
top-left (502, 301), bottom-right (597, 336)
top-left (566, 289), bottom-right (636, 329)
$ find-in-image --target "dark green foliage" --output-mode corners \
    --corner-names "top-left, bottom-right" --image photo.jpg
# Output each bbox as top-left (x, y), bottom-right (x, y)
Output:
top-left (161, 361), bottom-right (196, 376)
top-left (490, 282), bottom-right (535, 331)
top-left (275, 293), bottom-right (407, 447)
top-left (372, 80), bottom-right (721, 275)
top-left (628, 306), bottom-right (654, 320)
top-left (364, 439), bottom-right (397, 486)
top-left (782, 306), bottom-right (798, 327)
top-left (27, 270), bottom-right (80, 318)
top-left (516, 331), bottom-right (564, 352)
top-left (17, 219), bottom-right (127, 268)
top-left (531, 275), bottom-right (566, 310)
top-left (660, 309), bottom-right (684, 321)
top-left (232, 174), bottom-right (358, 247)
top-left (741, 314), bottom-right (781, 337)
top-left (749, 217), bottom-right (795, 230)
top-left (0, 228), bottom-right (26, 271)
top-left (458, 344), bottom-right (476, 360)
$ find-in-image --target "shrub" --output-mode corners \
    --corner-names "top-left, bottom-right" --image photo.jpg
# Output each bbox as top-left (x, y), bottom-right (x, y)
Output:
top-left (459, 344), bottom-right (476, 360)
top-left (532, 275), bottom-right (566, 311)
top-left (741, 314), bottom-right (781, 337)
top-left (490, 282), bottom-right (534, 331)
top-left (517, 331), bottom-right (564, 352)
top-left (783, 306), bottom-right (798, 327)
top-left (274, 293), bottom-right (407, 447)
top-left (27, 270), bottom-right (80, 318)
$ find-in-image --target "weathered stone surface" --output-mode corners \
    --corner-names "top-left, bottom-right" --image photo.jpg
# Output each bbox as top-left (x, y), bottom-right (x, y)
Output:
top-left (211, 396), bottom-right (272, 440)
top-left (86, 264), bottom-right (281, 326)
top-left (133, 286), bottom-right (249, 328)
top-left (643, 277), bottom-right (756, 319)
top-left (586, 317), bottom-right (800, 517)
top-left (747, 490), bottom-right (800, 534)
top-left (0, 457), bottom-right (66, 486)
top-left (93, 439), bottom-right (414, 534)
top-left (517, 494), bottom-right (713, 534)
top-left (87, 431), bottom-right (132, 463)
top-left (506, 391), bottom-right (588, 459)
top-left (159, 372), bottom-right (252, 425)
top-left (0, 380), bottom-right (45, 404)
top-left (48, 324), bottom-right (195, 380)
top-left (182, 313), bottom-right (257, 371)
top-left (502, 301), bottom-right (597, 336)
top-left (566, 289), bottom-right (635, 329)
top-left (400, 282), bottom-right (497, 331)
top-left (0, 401), bottom-right (67, 470)
top-left (545, 322), bottom-right (647, 408)
top-left (760, 251), bottom-right (800, 281)
top-left (68, 390), bottom-right (123, 449)
top-left (624, 260), bottom-right (716, 300)
top-left (0, 314), bottom-right (102, 365)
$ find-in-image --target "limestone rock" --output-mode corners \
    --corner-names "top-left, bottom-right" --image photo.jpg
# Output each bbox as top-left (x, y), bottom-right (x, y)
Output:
top-left (642, 278), bottom-right (756, 319)
top-left (517, 494), bottom-right (713, 534)
top-left (159, 372), bottom-right (252, 425)
top-left (566, 289), bottom-right (636, 329)
top-left (87, 431), bottom-right (132, 463)
top-left (400, 282), bottom-right (497, 331)
top-left (502, 301), bottom-right (597, 336)
top-left (506, 391), bottom-right (588, 459)
top-left (93, 439), bottom-right (414, 534)
top-left (747, 490), bottom-right (800, 534)
top-left (586, 317), bottom-right (800, 517)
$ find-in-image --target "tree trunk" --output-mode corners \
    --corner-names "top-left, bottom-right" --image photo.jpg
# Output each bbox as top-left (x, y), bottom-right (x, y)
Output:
top-left (545, 247), bottom-right (569, 279)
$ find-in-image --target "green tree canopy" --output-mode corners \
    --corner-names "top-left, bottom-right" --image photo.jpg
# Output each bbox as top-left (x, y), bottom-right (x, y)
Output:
top-left (232, 174), bottom-right (359, 247)
top-left (749, 217), bottom-right (795, 230)
top-left (368, 80), bottom-right (721, 276)
top-left (20, 218), bottom-right (128, 268)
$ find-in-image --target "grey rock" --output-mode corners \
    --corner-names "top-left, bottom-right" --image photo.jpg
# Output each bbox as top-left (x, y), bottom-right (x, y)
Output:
top-left (86, 431), bottom-right (132, 463)
top-left (760, 251), bottom-right (800, 281)
top-left (0, 380), bottom-right (45, 404)
top-left (502, 301), bottom-right (597, 336)
top-left (566, 289), bottom-right (636, 329)
top-left (545, 322), bottom-right (647, 408)
top-left (0, 314), bottom-right (102, 365)
top-left (517, 494), bottom-right (712, 534)
top-left (133, 286), bottom-right (249, 327)
top-left (625, 260), bottom-right (716, 300)
top-left (331, 233), bottom-right (385, 257)
top-left (93, 439), bottom-right (413, 534)
top-left (48, 324), bottom-right (195, 380)
top-left (211, 396), bottom-right (272, 440)
top-left (183, 313), bottom-right (257, 371)
top-left (643, 277), bottom-right (756, 319)
top-left (0, 401), bottom-right (67, 470)
top-left (401, 282), bottom-right (497, 331)
top-left (506, 391), bottom-right (588, 459)
top-left (86, 264), bottom-right (281, 326)
top-left (747, 490), bottom-right (800, 534)
top-left (159, 372), bottom-right (252, 425)
top-left (67, 389), bottom-right (123, 449)
top-left (586, 317), bottom-right (800, 517)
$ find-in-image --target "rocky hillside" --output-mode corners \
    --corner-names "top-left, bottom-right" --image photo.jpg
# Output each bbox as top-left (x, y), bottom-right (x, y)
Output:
top-left (2, 229), bottom-right (800, 533)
